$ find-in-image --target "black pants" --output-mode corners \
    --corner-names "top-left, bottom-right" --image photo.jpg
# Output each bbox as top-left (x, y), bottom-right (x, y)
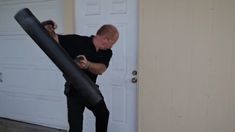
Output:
top-left (65, 84), bottom-right (109, 132)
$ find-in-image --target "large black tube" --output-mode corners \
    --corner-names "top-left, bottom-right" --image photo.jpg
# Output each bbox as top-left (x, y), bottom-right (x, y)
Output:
top-left (14, 8), bottom-right (102, 107)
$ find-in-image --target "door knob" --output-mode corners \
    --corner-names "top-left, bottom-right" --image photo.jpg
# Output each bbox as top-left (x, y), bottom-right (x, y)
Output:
top-left (131, 77), bottom-right (137, 83)
top-left (132, 70), bottom-right (137, 76)
top-left (0, 72), bottom-right (2, 83)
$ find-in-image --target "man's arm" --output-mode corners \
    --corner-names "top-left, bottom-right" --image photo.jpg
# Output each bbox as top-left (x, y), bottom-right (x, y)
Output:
top-left (87, 61), bottom-right (107, 75)
top-left (75, 55), bottom-right (107, 75)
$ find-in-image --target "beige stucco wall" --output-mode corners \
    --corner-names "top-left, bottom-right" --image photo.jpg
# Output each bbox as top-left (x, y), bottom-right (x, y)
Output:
top-left (138, 0), bottom-right (235, 132)
top-left (63, 0), bottom-right (75, 34)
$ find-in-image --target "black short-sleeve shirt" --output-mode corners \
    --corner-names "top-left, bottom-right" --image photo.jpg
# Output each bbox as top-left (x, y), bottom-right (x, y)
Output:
top-left (58, 34), bottom-right (112, 82)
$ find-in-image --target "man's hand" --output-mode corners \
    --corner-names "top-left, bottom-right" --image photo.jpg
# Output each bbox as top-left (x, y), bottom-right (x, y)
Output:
top-left (75, 55), bottom-right (90, 69)
top-left (41, 20), bottom-right (59, 43)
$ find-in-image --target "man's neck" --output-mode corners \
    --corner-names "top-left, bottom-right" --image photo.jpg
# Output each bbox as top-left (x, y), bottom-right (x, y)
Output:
top-left (93, 36), bottom-right (100, 52)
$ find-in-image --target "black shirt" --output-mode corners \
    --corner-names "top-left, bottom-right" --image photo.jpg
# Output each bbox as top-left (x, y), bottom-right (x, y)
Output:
top-left (58, 34), bottom-right (112, 83)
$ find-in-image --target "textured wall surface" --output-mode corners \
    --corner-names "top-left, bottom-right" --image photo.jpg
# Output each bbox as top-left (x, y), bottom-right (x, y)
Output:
top-left (139, 0), bottom-right (235, 132)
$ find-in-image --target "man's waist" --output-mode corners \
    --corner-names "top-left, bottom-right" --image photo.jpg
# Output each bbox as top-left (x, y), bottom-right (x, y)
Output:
top-left (65, 81), bottom-right (99, 88)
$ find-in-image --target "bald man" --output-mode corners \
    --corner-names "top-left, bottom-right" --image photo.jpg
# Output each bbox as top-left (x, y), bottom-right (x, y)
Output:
top-left (42, 20), bottom-right (119, 132)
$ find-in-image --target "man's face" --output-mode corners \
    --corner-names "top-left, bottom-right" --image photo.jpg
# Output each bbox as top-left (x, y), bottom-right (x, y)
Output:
top-left (100, 33), bottom-right (119, 50)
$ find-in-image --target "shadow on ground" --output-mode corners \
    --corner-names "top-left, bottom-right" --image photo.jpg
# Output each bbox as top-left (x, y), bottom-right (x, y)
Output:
top-left (0, 118), bottom-right (66, 132)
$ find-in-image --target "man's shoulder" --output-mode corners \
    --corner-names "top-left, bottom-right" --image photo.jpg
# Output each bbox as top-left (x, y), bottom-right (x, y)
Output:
top-left (99, 49), bottom-right (113, 57)
top-left (100, 49), bottom-right (112, 53)
top-left (59, 34), bottom-right (79, 38)
top-left (59, 34), bottom-right (91, 41)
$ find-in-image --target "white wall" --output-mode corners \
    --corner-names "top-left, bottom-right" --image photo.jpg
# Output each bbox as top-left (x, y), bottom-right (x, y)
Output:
top-left (138, 0), bottom-right (235, 132)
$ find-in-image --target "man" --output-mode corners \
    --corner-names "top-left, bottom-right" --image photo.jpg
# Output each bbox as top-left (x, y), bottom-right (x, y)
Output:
top-left (42, 20), bottom-right (119, 132)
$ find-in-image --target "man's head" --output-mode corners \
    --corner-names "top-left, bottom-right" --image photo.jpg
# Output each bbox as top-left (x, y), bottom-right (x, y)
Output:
top-left (96, 24), bottom-right (119, 50)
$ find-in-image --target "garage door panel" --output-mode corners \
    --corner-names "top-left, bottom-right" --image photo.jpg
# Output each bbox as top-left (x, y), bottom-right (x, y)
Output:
top-left (0, 91), bottom-right (67, 128)
top-left (0, 0), bottom-right (64, 35)
top-left (0, 0), bottom-right (67, 129)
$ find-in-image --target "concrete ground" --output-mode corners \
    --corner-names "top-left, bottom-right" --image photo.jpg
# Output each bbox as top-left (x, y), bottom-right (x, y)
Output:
top-left (0, 118), bottom-right (66, 132)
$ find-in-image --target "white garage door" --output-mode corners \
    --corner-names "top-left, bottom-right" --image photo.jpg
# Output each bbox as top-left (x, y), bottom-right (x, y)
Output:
top-left (0, 0), bottom-right (67, 129)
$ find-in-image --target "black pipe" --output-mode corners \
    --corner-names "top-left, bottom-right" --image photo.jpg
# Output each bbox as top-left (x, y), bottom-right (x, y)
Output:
top-left (14, 8), bottom-right (102, 107)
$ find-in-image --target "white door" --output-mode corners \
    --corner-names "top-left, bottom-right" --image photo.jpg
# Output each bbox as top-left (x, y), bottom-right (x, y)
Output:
top-left (0, 0), bottom-right (67, 129)
top-left (75, 0), bottom-right (138, 132)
